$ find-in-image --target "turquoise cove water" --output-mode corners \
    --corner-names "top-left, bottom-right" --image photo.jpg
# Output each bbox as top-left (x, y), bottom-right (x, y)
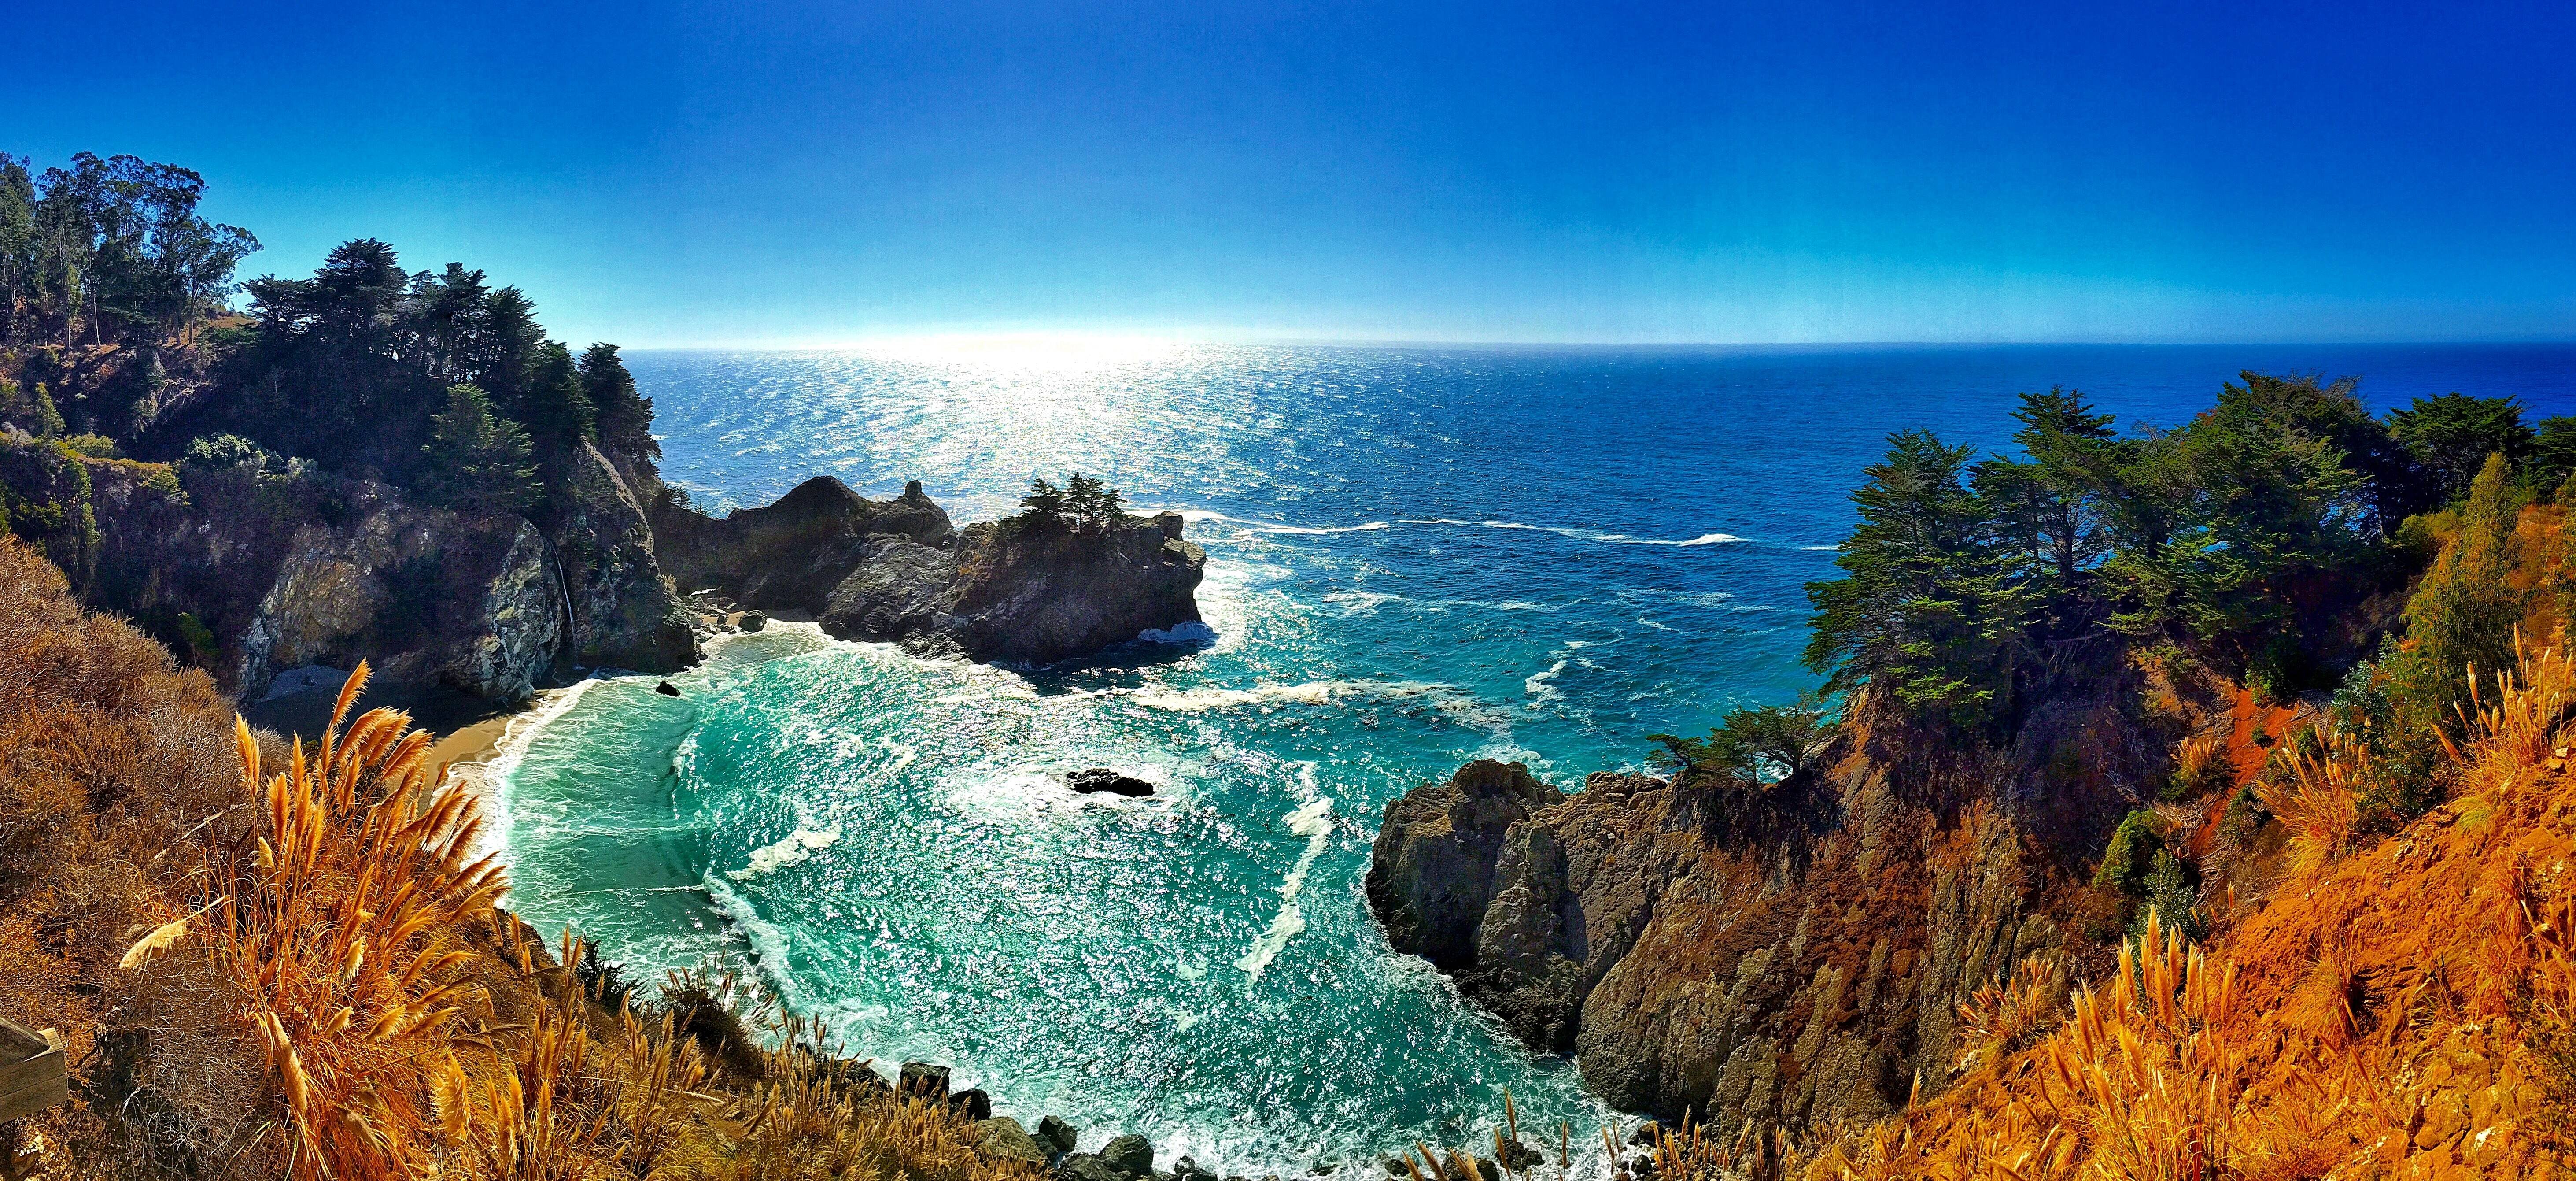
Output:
top-left (492, 343), bottom-right (2576, 1172)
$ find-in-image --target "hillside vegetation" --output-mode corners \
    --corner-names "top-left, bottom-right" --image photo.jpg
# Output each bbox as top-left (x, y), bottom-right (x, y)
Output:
top-left (0, 534), bottom-right (1037, 1180)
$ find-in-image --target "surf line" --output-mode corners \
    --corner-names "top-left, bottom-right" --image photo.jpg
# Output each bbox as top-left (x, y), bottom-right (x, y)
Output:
top-left (1235, 766), bottom-right (1336, 983)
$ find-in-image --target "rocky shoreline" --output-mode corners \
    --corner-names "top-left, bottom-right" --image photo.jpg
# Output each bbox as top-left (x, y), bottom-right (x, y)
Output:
top-left (75, 447), bottom-right (1207, 709)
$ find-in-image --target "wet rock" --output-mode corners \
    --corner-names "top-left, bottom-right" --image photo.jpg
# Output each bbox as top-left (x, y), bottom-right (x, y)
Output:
top-left (655, 680), bottom-right (681, 697)
top-left (1102, 1133), bottom-right (1155, 1177)
top-left (1069, 768), bottom-right (1157, 797)
top-left (948, 1087), bottom-right (992, 1122)
top-left (1060, 1155), bottom-right (1129, 1181)
top-left (1383, 1159), bottom-right (1408, 1177)
top-left (1039, 1114), bottom-right (1081, 1155)
top-left (1496, 1139), bottom-right (1543, 1170)
top-left (1364, 760), bottom-right (1565, 969)
top-left (1172, 1156), bottom-right (1218, 1181)
top-left (897, 1061), bottom-right (950, 1100)
top-left (974, 1117), bottom-right (1052, 1166)
top-left (740, 610), bottom-right (767, 632)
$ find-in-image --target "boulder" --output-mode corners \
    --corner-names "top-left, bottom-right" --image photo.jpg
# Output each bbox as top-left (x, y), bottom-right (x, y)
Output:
top-left (1038, 1114), bottom-right (1081, 1155)
top-left (1100, 1133), bottom-right (1155, 1178)
top-left (974, 1117), bottom-right (1052, 1165)
top-left (1364, 760), bottom-right (1564, 970)
top-left (948, 1087), bottom-right (992, 1122)
top-left (1172, 1156), bottom-right (1218, 1181)
top-left (1068, 768), bottom-right (1156, 797)
top-left (1059, 1155), bottom-right (1129, 1181)
top-left (897, 1061), bottom-right (950, 1100)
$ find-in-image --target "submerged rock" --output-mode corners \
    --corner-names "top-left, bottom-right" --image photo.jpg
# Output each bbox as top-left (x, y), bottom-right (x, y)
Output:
top-left (1068, 768), bottom-right (1157, 797)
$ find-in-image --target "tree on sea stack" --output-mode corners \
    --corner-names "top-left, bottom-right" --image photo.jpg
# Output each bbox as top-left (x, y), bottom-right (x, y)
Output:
top-left (1064, 471), bottom-right (1125, 529)
top-left (1016, 476), bottom-right (1069, 527)
top-left (420, 381), bottom-right (540, 514)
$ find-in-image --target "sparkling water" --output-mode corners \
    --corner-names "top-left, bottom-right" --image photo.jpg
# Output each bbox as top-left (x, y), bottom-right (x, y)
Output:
top-left (494, 342), bottom-right (2576, 1172)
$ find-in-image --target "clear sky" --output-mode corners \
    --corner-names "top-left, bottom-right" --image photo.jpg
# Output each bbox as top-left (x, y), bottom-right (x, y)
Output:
top-left (7, 1), bottom-right (2573, 347)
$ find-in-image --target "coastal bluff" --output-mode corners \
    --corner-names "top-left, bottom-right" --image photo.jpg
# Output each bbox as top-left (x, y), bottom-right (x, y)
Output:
top-left (1366, 670), bottom-right (2172, 1134)
top-left (654, 476), bottom-right (1209, 666)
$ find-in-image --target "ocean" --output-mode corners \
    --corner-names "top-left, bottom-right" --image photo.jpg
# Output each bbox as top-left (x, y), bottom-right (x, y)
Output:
top-left (489, 342), bottom-right (2576, 1172)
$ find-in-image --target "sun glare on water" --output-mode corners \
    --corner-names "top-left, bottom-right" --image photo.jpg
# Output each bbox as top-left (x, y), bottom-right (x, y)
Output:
top-left (852, 331), bottom-right (1189, 372)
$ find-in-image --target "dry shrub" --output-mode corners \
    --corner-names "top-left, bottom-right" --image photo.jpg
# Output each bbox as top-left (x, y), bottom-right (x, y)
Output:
top-left (185, 662), bottom-right (510, 1179)
top-left (1951, 954), bottom-right (2070, 1081)
top-left (2257, 726), bottom-right (2363, 877)
top-left (1804, 636), bottom-right (2576, 1179)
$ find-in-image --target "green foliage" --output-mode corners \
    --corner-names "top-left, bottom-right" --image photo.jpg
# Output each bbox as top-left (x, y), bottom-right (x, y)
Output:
top-left (2536, 416), bottom-right (2576, 493)
top-left (1974, 387), bottom-right (2122, 599)
top-left (2387, 392), bottom-right (2532, 506)
top-left (2349, 452), bottom-right (2528, 826)
top-left (59, 432), bottom-right (118, 459)
top-left (181, 431), bottom-right (281, 473)
top-left (580, 342), bottom-right (655, 466)
top-left (2142, 849), bottom-right (2204, 942)
top-left (2092, 810), bottom-right (2169, 897)
top-left (174, 611), bottom-right (219, 666)
top-left (2099, 373), bottom-right (2376, 677)
top-left (1013, 473), bottom-right (1128, 531)
top-left (1015, 477), bottom-right (1069, 525)
top-left (417, 384), bottom-right (540, 515)
top-left (1649, 693), bottom-right (1836, 785)
top-left (1805, 429), bottom-right (2034, 733)
top-left (1063, 472), bottom-right (1125, 528)
top-left (0, 152), bottom-right (260, 348)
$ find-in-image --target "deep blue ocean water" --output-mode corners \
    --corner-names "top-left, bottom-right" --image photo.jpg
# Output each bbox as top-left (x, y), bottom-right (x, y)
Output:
top-left (491, 342), bottom-right (2576, 1171)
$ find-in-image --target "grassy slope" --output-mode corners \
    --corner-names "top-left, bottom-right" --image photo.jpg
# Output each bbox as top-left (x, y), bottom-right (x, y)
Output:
top-left (0, 534), bottom-right (1038, 1181)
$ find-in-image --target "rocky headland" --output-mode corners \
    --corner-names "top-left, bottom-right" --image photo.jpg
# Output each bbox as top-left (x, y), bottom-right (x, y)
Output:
top-left (62, 447), bottom-right (1203, 707)
top-left (651, 475), bottom-right (1207, 666)
top-left (1366, 665), bottom-right (2199, 1135)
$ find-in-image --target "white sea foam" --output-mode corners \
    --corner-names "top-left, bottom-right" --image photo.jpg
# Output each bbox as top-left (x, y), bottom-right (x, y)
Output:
top-left (452, 677), bottom-right (607, 865)
top-left (730, 825), bottom-right (845, 880)
top-left (1236, 775), bottom-right (1336, 983)
top-left (1163, 508), bottom-right (1392, 535)
top-left (1525, 659), bottom-right (1569, 703)
top-left (1399, 518), bottom-right (1744, 546)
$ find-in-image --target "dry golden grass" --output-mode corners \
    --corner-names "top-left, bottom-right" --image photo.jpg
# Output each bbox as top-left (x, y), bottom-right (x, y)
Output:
top-left (0, 537), bottom-right (1044, 1181)
top-left (1800, 637), bottom-right (2576, 1180)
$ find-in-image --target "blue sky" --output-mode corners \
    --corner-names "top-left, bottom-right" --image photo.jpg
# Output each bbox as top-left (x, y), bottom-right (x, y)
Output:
top-left (8, 1), bottom-right (2573, 346)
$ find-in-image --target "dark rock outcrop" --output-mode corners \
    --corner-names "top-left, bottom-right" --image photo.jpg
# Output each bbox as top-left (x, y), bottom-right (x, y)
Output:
top-left (1100, 1133), bottom-right (1154, 1177)
top-left (1067, 768), bottom-right (1156, 797)
top-left (550, 439), bottom-right (699, 673)
top-left (654, 477), bottom-right (1206, 666)
top-left (1037, 1114), bottom-right (1080, 1155)
top-left (224, 499), bottom-right (564, 702)
top-left (1368, 679), bottom-right (2165, 1134)
top-left (650, 476), bottom-right (952, 607)
top-left (906, 514), bottom-right (1205, 665)
top-left (897, 1060), bottom-right (951, 1099)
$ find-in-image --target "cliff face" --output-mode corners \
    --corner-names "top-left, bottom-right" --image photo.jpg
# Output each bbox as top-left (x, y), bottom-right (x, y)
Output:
top-left (551, 440), bottom-right (700, 674)
top-left (918, 513), bottom-right (1207, 665)
top-left (655, 480), bottom-right (1207, 666)
top-left (1369, 674), bottom-right (2169, 1131)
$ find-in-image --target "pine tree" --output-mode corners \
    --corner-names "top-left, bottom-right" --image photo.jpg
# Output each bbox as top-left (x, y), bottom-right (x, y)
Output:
top-left (1805, 429), bottom-right (2033, 732)
top-left (419, 383), bottom-right (539, 514)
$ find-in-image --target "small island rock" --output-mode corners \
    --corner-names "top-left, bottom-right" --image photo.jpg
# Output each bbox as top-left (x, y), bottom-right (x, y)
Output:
top-left (1069, 768), bottom-right (1157, 797)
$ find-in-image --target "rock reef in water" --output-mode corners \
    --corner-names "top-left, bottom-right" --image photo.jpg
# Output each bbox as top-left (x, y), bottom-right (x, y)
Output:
top-left (653, 476), bottom-right (1207, 666)
top-left (1067, 768), bottom-right (1157, 796)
